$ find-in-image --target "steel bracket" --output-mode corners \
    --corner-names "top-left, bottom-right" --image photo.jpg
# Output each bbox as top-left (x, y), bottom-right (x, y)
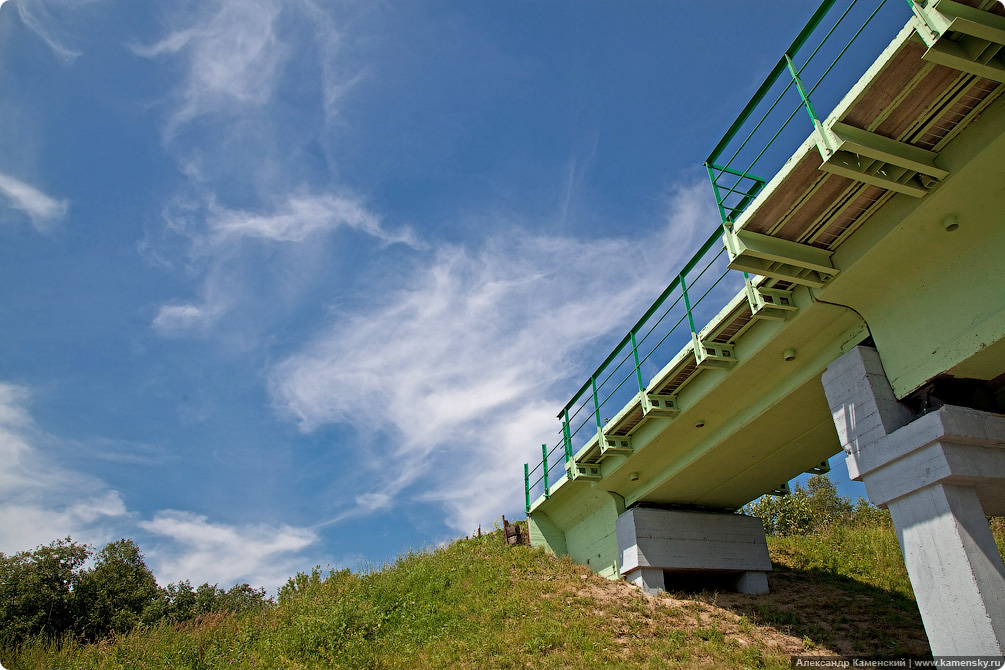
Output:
top-left (642, 392), bottom-right (680, 418)
top-left (566, 461), bottom-right (602, 482)
top-left (725, 227), bottom-right (839, 288)
top-left (814, 121), bottom-right (948, 197)
top-left (598, 429), bottom-right (633, 458)
top-left (694, 338), bottom-right (737, 369)
top-left (910, 0), bottom-right (1005, 83)
top-left (745, 276), bottom-right (798, 321)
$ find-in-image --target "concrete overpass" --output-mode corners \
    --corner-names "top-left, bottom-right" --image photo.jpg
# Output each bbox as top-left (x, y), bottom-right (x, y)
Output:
top-left (524, 0), bottom-right (1005, 655)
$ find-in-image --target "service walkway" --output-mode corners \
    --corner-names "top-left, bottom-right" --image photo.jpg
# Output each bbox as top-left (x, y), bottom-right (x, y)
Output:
top-left (523, 0), bottom-right (1005, 656)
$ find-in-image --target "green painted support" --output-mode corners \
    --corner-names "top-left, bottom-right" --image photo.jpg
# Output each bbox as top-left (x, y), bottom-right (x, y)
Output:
top-left (562, 411), bottom-right (573, 463)
top-left (542, 444), bottom-right (550, 498)
top-left (680, 273), bottom-right (697, 342)
top-left (631, 331), bottom-right (644, 394)
top-left (705, 162), bottom-right (767, 223)
top-left (524, 463), bottom-right (530, 514)
top-left (784, 54), bottom-right (832, 153)
top-left (591, 377), bottom-right (603, 432)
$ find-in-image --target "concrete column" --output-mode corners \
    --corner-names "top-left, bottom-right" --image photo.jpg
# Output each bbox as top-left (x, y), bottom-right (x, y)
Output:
top-left (617, 507), bottom-right (771, 595)
top-left (822, 346), bottom-right (1005, 656)
top-left (888, 483), bottom-right (1005, 654)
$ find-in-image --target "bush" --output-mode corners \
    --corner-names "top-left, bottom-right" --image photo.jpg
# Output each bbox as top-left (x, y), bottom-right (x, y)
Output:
top-left (74, 539), bottom-right (159, 641)
top-left (743, 474), bottom-right (887, 536)
top-left (0, 538), bottom-right (89, 644)
top-left (0, 537), bottom-right (273, 648)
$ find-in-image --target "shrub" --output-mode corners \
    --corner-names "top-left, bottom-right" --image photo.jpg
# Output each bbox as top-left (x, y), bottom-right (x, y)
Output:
top-left (743, 474), bottom-right (886, 536)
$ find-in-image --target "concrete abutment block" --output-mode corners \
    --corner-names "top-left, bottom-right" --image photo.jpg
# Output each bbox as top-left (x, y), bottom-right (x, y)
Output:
top-left (616, 507), bottom-right (772, 596)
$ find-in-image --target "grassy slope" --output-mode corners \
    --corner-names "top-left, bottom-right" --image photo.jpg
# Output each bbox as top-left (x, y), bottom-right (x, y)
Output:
top-left (5, 521), bottom-right (938, 670)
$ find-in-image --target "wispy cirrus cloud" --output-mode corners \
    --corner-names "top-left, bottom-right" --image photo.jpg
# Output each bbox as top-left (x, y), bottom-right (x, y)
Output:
top-left (0, 382), bottom-right (127, 551)
top-left (138, 0), bottom-right (413, 339)
top-left (139, 511), bottom-right (318, 589)
top-left (270, 181), bottom-right (716, 532)
top-left (204, 192), bottom-right (421, 249)
top-left (0, 172), bottom-right (68, 233)
top-left (7, 0), bottom-right (96, 62)
top-left (0, 381), bottom-right (320, 591)
top-left (132, 0), bottom-right (286, 132)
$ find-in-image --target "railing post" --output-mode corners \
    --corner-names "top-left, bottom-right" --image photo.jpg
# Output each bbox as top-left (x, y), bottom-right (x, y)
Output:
top-left (680, 273), bottom-right (697, 339)
top-left (631, 330), bottom-right (645, 394)
top-left (562, 411), bottom-right (573, 463)
top-left (524, 463), bottom-right (530, 514)
top-left (785, 53), bottom-right (832, 153)
top-left (542, 444), bottom-right (550, 498)
top-left (705, 161), bottom-right (731, 224)
top-left (591, 376), bottom-right (603, 432)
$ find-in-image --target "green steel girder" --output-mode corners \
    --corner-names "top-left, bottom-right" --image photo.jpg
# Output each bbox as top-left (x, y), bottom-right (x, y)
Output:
top-left (566, 461), bottom-right (602, 482)
top-left (910, 0), bottom-right (1005, 82)
top-left (745, 277), bottom-right (798, 321)
top-left (724, 227), bottom-right (839, 287)
top-left (642, 392), bottom-right (680, 418)
top-left (815, 121), bottom-right (949, 196)
top-left (598, 430), bottom-right (634, 458)
top-left (694, 339), bottom-right (738, 369)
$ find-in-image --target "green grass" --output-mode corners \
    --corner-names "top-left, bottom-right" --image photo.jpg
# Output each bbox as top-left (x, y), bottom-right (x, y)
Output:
top-left (10, 515), bottom-right (1002, 669)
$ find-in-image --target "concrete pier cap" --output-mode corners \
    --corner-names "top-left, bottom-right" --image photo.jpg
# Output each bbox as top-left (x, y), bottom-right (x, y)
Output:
top-left (822, 345), bottom-right (1005, 656)
top-left (616, 507), bottom-right (772, 596)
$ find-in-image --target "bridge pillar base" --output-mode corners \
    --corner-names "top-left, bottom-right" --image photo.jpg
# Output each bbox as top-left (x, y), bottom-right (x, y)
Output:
top-left (616, 507), bottom-right (772, 595)
top-left (624, 566), bottom-right (665, 595)
top-left (822, 346), bottom-right (1005, 656)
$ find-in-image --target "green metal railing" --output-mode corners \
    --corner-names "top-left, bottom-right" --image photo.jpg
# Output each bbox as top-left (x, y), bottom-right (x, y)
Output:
top-left (705, 0), bottom-right (905, 224)
top-left (524, 0), bottom-right (909, 514)
top-left (525, 225), bottom-right (739, 512)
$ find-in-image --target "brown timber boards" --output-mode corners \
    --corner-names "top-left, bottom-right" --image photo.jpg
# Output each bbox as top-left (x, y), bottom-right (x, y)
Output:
top-left (742, 151), bottom-right (823, 236)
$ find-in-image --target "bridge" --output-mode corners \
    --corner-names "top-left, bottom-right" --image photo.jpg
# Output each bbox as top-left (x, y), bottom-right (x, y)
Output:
top-left (523, 0), bottom-right (1005, 655)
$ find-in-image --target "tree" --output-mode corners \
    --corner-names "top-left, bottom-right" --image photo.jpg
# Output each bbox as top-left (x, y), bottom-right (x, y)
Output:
top-left (74, 539), bottom-right (158, 640)
top-left (0, 538), bottom-right (89, 644)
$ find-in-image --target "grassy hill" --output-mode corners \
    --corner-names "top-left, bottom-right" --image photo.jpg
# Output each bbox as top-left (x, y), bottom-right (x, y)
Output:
top-left (4, 515), bottom-right (943, 670)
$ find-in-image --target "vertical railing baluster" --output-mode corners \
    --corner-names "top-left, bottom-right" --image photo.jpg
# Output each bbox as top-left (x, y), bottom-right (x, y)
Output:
top-left (542, 444), bottom-right (550, 498)
top-left (680, 272), bottom-right (697, 339)
top-left (524, 463), bottom-right (530, 514)
top-left (562, 411), bottom-right (573, 464)
top-left (630, 330), bottom-right (644, 395)
top-left (591, 376), bottom-right (603, 433)
top-left (704, 161), bottom-right (730, 224)
top-left (785, 53), bottom-right (832, 153)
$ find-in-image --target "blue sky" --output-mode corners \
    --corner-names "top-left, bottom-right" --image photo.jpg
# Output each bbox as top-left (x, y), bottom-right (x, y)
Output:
top-left (0, 0), bottom-right (872, 590)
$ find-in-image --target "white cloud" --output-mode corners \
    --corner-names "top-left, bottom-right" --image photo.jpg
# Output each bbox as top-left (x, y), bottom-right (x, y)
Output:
top-left (0, 381), bottom-right (320, 591)
top-left (150, 191), bottom-right (420, 337)
top-left (270, 182), bottom-right (716, 532)
top-left (132, 0), bottom-right (287, 131)
top-left (138, 0), bottom-right (416, 338)
top-left (139, 511), bottom-right (319, 589)
top-left (0, 172), bottom-right (68, 233)
top-left (152, 302), bottom-right (223, 335)
top-left (0, 382), bottom-right (128, 552)
top-left (9, 0), bottom-right (92, 62)
top-left (205, 192), bottom-right (421, 248)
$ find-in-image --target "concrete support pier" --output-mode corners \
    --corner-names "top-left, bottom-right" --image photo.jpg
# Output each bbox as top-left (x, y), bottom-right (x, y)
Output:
top-left (616, 507), bottom-right (772, 595)
top-left (822, 346), bottom-right (1005, 656)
